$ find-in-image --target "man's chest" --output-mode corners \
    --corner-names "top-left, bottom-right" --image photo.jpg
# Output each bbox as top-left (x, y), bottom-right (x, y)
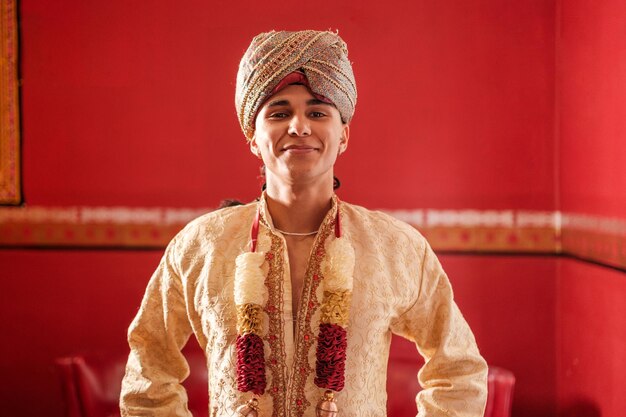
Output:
top-left (284, 236), bottom-right (316, 316)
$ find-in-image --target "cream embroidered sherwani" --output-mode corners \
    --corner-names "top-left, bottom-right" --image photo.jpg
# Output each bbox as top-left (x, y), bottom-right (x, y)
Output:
top-left (120, 196), bottom-right (487, 417)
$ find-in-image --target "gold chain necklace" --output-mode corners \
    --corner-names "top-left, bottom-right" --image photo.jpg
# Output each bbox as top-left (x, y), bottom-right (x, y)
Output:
top-left (273, 227), bottom-right (318, 236)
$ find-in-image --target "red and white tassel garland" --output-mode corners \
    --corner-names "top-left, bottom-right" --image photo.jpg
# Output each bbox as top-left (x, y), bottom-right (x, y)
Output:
top-left (315, 235), bottom-right (355, 414)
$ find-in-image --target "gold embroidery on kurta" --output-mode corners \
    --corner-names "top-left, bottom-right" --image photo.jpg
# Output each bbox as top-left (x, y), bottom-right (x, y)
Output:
top-left (287, 202), bottom-right (338, 417)
top-left (264, 232), bottom-right (287, 417)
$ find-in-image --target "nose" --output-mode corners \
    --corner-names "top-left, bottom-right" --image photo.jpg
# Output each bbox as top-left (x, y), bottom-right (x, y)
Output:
top-left (288, 114), bottom-right (311, 137)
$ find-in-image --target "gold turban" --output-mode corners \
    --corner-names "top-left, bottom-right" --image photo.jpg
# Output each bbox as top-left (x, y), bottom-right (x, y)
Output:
top-left (235, 30), bottom-right (358, 140)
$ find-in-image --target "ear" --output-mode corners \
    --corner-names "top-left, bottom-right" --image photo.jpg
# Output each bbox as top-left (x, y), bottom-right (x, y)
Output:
top-left (249, 135), bottom-right (262, 159)
top-left (338, 123), bottom-right (350, 155)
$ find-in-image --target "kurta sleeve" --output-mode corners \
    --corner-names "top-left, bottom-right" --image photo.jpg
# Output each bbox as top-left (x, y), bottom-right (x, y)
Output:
top-left (390, 242), bottom-right (488, 417)
top-left (120, 237), bottom-right (195, 417)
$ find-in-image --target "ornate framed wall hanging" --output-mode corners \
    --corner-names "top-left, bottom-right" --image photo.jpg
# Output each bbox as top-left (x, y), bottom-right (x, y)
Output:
top-left (0, 0), bottom-right (20, 205)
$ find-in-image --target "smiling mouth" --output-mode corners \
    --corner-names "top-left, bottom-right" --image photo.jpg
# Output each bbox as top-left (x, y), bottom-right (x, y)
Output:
top-left (282, 145), bottom-right (318, 152)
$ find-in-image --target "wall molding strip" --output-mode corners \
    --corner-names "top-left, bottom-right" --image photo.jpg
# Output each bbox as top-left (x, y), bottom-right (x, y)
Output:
top-left (1, 205), bottom-right (623, 270)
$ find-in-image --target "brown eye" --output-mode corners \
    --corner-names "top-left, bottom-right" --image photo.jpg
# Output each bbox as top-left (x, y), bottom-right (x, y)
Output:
top-left (310, 111), bottom-right (326, 118)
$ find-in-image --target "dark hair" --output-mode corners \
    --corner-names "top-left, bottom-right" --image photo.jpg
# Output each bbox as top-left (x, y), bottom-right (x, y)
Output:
top-left (218, 199), bottom-right (245, 209)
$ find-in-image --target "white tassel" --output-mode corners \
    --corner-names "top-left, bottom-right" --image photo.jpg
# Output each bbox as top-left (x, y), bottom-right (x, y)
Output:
top-left (234, 252), bottom-right (267, 306)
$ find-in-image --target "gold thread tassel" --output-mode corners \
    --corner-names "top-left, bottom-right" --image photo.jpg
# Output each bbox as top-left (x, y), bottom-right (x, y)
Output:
top-left (236, 397), bottom-right (260, 416)
top-left (316, 390), bottom-right (338, 417)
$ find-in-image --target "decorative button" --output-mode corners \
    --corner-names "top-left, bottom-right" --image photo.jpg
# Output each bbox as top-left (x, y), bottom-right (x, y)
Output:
top-left (266, 252), bottom-right (274, 260)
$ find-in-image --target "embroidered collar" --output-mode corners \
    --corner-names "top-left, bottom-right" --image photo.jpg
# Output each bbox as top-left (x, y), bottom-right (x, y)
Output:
top-left (257, 192), bottom-right (339, 236)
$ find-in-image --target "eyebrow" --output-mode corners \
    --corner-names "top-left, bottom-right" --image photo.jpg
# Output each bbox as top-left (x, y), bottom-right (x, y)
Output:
top-left (266, 98), bottom-right (331, 107)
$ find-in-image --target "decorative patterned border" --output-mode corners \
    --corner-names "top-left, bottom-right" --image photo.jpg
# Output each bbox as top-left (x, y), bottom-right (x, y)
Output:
top-left (387, 209), bottom-right (559, 253)
top-left (0, 206), bottom-right (624, 270)
top-left (0, 0), bottom-right (20, 204)
top-left (560, 213), bottom-right (626, 270)
top-left (0, 206), bottom-right (210, 247)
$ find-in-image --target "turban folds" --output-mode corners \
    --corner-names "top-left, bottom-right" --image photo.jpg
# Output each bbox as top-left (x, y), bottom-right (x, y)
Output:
top-left (236, 30), bottom-right (358, 140)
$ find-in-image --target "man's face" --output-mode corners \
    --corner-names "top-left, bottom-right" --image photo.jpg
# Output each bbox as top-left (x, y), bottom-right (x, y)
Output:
top-left (251, 85), bottom-right (349, 187)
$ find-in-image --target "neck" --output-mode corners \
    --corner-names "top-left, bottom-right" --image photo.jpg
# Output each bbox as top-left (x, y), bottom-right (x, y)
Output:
top-left (264, 173), bottom-right (334, 234)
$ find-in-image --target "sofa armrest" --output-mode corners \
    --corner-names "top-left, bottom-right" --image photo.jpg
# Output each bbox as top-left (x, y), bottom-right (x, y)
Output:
top-left (55, 357), bottom-right (85, 417)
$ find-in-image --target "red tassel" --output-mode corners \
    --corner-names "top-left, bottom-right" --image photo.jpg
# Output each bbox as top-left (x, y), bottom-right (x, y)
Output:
top-left (236, 334), bottom-right (266, 395)
top-left (314, 324), bottom-right (347, 391)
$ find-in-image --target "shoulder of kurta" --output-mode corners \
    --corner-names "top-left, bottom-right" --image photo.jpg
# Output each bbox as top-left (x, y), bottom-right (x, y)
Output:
top-left (169, 202), bottom-right (257, 250)
top-left (341, 201), bottom-right (434, 320)
top-left (341, 202), bottom-right (429, 252)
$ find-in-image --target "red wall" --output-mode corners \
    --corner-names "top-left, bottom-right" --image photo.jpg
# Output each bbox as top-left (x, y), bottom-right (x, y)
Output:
top-left (558, 0), bottom-right (626, 218)
top-left (442, 255), bottom-right (557, 417)
top-left (0, 250), bottom-right (162, 417)
top-left (556, 259), bottom-right (626, 417)
top-left (557, 0), bottom-right (626, 415)
top-left (19, 0), bottom-right (555, 210)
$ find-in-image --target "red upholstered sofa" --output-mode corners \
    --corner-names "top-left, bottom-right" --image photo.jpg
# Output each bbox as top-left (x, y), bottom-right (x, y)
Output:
top-left (484, 367), bottom-right (516, 417)
top-left (56, 346), bottom-right (514, 417)
top-left (56, 350), bottom-right (209, 417)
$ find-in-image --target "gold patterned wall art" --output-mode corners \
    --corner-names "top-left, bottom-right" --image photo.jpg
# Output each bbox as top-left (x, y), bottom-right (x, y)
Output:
top-left (0, 0), bottom-right (20, 205)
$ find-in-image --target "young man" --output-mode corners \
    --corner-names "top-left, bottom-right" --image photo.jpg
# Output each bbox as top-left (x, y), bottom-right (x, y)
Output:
top-left (120, 30), bottom-right (487, 417)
